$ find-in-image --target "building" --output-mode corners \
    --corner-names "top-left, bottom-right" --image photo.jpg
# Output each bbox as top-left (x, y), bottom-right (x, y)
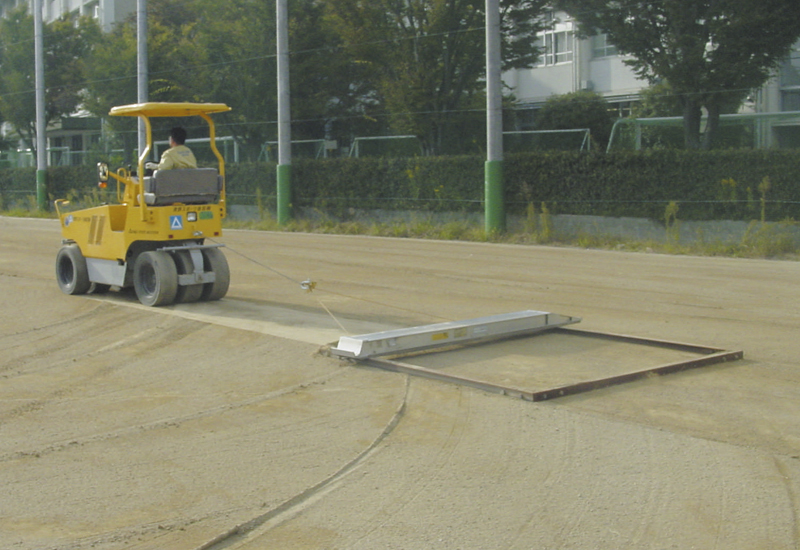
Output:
top-left (0, 0), bottom-right (134, 31)
top-left (505, 13), bottom-right (641, 121)
top-left (504, 11), bottom-right (800, 148)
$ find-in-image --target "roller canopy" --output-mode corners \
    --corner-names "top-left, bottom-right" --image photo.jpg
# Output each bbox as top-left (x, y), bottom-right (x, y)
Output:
top-left (109, 102), bottom-right (231, 118)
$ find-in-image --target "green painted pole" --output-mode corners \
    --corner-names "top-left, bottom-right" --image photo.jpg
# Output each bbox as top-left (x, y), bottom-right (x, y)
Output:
top-left (485, 160), bottom-right (505, 233)
top-left (276, 0), bottom-right (292, 225)
top-left (485, 0), bottom-right (504, 233)
top-left (276, 163), bottom-right (292, 225)
top-left (34, 0), bottom-right (48, 212)
top-left (36, 169), bottom-right (48, 211)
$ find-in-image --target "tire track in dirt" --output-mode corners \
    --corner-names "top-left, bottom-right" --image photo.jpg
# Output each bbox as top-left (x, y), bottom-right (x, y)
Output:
top-left (217, 379), bottom-right (479, 550)
top-left (0, 370), bottom-right (345, 463)
top-left (188, 376), bottom-right (412, 550)
top-left (773, 455), bottom-right (800, 548)
top-left (0, 304), bottom-right (112, 376)
top-left (338, 383), bottom-right (473, 549)
top-left (0, 313), bottom-right (205, 427)
top-left (0, 303), bottom-right (194, 380)
top-left (0, 323), bottom-right (164, 381)
top-left (504, 413), bottom-right (580, 549)
top-left (621, 429), bottom-right (670, 550)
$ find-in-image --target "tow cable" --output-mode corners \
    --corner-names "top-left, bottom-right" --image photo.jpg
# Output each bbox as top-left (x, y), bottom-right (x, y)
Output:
top-left (210, 238), bottom-right (317, 293)
top-left (211, 238), bottom-right (452, 333)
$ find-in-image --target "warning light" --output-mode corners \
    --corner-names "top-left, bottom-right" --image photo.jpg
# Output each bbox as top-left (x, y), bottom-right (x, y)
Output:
top-left (98, 181), bottom-right (107, 189)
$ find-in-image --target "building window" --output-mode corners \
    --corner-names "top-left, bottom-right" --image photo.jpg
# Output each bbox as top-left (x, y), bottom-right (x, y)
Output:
top-left (608, 101), bottom-right (633, 118)
top-left (592, 34), bottom-right (618, 59)
top-left (537, 30), bottom-right (574, 66)
top-left (782, 89), bottom-right (800, 112)
top-left (780, 44), bottom-right (800, 87)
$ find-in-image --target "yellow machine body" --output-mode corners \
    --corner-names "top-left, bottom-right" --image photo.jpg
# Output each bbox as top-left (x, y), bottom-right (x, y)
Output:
top-left (58, 202), bottom-right (224, 260)
top-left (54, 102), bottom-right (233, 307)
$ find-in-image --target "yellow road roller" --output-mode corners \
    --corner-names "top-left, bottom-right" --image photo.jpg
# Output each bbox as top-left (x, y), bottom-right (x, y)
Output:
top-left (55, 102), bottom-right (232, 306)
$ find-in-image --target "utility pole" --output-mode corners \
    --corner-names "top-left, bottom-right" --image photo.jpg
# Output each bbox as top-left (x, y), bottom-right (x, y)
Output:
top-left (34, 0), bottom-right (47, 211)
top-left (137, 0), bottom-right (148, 157)
top-left (485, 0), bottom-right (505, 233)
top-left (276, 0), bottom-right (292, 225)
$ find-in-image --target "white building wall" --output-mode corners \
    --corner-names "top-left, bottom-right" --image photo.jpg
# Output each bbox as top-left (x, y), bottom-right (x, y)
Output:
top-left (512, 62), bottom-right (574, 104)
top-left (502, 12), bottom-right (649, 109)
top-left (586, 56), bottom-right (642, 98)
top-left (505, 11), bottom-right (799, 120)
top-left (2, 0), bottom-right (133, 30)
top-left (505, 40), bottom-right (647, 108)
top-left (778, 43), bottom-right (800, 112)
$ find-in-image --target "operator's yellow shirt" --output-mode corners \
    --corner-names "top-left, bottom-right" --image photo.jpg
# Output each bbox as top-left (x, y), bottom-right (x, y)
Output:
top-left (158, 145), bottom-right (197, 170)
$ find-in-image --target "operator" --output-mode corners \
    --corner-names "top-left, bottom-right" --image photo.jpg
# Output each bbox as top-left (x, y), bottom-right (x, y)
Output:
top-left (146, 127), bottom-right (197, 171)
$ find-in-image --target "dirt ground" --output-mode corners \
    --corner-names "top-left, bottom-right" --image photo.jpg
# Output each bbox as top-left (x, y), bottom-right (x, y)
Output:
top-left (1, 216), bottom-right (799, 550)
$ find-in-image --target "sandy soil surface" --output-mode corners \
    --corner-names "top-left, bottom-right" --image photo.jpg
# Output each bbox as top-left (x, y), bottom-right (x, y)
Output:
top-left (1, 216), bottom-right (799, 550)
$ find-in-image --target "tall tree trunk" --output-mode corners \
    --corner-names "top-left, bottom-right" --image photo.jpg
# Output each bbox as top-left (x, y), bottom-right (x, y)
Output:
top-left (682, 98), bottom-right (702, 150)
top-left (702, 102), bottom-right (721, 150)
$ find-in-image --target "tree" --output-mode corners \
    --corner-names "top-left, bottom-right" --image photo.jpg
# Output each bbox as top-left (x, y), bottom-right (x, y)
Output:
top-left (535, 91), bottom-right (614, 150)
top-left (86, 0), bottom-right (353, 161)
top-left (83, 15), bottom-right (139, 161)
top-left (631, 83), bottom-right (684, 119)
top-left (557, 0), bottom-right (800, 149)
top-left (0, 7), bottom-right (100, 151)
top-left (189, 0), bottom-right (355, 158)
top-left (84, 1), bottom-right (204, 162)
top-left (325, 0), bottom-right (550, 155)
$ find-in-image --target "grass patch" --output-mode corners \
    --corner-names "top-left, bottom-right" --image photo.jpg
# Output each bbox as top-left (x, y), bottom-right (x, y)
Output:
top-left (2, 206), bottom-right (57, 219)
top-left (223, 213), bottom-right (800, 260)
top-left (0, 194), bottom-right (58, 218)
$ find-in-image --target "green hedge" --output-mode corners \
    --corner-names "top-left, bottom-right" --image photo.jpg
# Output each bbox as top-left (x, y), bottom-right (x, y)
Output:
top-left (2, 150), bottom-right (798, 222)
top-left (504, 150), bottom-right (800, 221)
top-left (225, 150), bottom-right (800, 222)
